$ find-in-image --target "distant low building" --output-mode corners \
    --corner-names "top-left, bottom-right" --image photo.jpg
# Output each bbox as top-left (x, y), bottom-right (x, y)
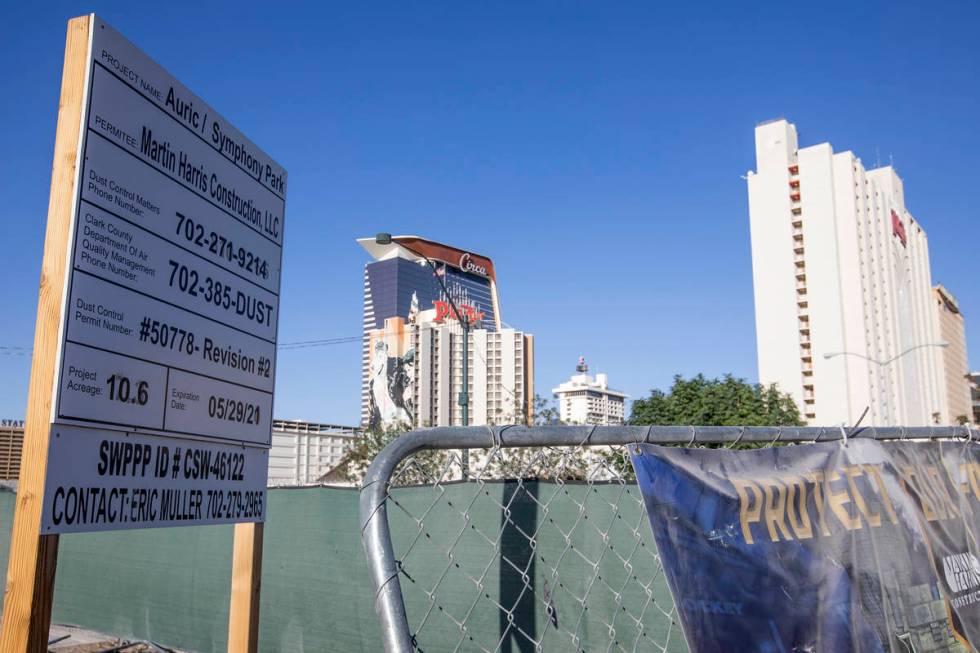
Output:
top-left (268, 420), bottom-right (361, 486)
top-left (0, 422), bottom-right (24, 481)
top-left (552, 358), bottom-right (628, 425)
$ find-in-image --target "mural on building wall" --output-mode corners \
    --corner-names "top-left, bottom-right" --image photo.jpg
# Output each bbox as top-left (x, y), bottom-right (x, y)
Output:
top-left (367, 331), bottom-right (415, 430)
top-left (367, 293), bottom-right (420, 430)
top-left (368, 340), bottom-right (414, 430)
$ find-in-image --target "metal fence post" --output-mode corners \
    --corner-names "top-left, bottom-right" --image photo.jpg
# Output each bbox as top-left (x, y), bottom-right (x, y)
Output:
top-left (360, 432), bottom-right (431, 653)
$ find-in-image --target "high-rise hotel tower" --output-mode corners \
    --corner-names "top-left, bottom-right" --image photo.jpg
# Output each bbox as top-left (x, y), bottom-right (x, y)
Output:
top-left (358, 236), bottom-right (534, 430)
top-left (747, 119), bottom-right (947, 426)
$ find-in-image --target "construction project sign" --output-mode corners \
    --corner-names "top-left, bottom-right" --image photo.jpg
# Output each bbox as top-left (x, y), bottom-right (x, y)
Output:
top-left (40, 16), bottom-right (285, 533)
top-left (631, 440), bottom-right (980, 652)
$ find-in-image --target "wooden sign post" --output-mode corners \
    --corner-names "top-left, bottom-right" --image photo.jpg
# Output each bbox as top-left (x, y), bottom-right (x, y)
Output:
top-left (228, 522), bottom-right (265, 652)
top-left (1, 17), bottom-right (89, 651)
top-left (1, 15), bottom-right (286, 653)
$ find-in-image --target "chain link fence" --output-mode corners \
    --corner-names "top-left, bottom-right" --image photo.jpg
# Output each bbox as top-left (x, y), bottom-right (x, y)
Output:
top-left (359, 424), bottom-right (969, 652)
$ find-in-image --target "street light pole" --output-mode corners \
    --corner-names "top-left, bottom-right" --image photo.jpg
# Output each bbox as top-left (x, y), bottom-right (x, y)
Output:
top-left (823, 341), bottom-right (949, 366)
top-left (375, 233), bottom-right (470, 478)
top-left (824, 341), bottom-right (950, 425)
top-left (460, 316), bottom-right (469, 425)
top-left (459, 315), bottom-right (469, 479)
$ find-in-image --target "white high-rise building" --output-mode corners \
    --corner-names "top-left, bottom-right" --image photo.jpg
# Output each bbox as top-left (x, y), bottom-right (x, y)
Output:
top-left (366, 313), bottom-right (534, 429)
top-left (416, 322), bottom-right (532, 427)
top-left (552, 358), bottom-right (628, 425)
top-left (747, 119), bottom-right (947, 426)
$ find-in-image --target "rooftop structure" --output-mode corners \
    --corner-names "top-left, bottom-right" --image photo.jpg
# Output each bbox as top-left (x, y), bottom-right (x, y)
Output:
top-left (552, 357), bottom-right (628, 425)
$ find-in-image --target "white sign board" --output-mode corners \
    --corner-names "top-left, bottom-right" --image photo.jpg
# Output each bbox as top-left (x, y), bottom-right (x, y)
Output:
top-left (42, 16), bottom-right (285, 533)
top-left (45, 425), bottom-right (267, 531)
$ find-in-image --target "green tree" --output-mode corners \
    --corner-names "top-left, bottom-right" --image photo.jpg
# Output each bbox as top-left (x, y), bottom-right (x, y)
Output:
top-left (629, 374), bottom-right (804, 427)
top-left (604, 374), bottom-right (804, 479)
top-left (482, 444), bottom-right (590, 480)
top-left (532, 393), bottom-right (562, 426)
top-left (340, 423), bottom-right (451, 486)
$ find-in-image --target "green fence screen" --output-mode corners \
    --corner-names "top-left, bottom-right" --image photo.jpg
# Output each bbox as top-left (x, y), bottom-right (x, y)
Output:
top-left (0, 483), bottom-right (683, 652)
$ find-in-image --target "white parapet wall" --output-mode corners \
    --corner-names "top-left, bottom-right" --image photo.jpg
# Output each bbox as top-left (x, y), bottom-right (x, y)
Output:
top-left (268, 420), bottom-right (361, 486)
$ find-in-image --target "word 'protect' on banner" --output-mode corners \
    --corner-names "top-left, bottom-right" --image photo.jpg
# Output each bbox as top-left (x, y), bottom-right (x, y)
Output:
top-left (630, 439), bottom-right (980, 652)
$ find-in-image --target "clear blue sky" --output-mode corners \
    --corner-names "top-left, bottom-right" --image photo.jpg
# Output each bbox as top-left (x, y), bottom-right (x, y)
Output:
top-left (1, 1), bottom-right (977, 424)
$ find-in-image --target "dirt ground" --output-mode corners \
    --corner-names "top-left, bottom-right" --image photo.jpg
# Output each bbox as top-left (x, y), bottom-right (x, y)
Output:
top-left (48, 624), bottom-right (185, 653)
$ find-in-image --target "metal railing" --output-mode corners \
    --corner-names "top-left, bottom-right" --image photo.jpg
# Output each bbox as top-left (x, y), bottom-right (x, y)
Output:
top-left (359, 424), bottom-right (970, 652)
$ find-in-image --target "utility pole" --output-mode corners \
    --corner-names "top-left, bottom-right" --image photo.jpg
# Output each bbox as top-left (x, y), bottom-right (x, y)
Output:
top-left (459, 315), bottom-right (469, 478)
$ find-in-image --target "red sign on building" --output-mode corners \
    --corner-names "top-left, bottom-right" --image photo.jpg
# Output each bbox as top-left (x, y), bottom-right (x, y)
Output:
top-left (891, 210), bottom-right (907, 247)
top-left (432, 300), bottom-right (485, 325)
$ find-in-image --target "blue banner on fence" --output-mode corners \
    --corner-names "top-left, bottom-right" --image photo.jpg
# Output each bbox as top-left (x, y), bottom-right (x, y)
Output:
top-left (629, 439), bottom-right (980, 652)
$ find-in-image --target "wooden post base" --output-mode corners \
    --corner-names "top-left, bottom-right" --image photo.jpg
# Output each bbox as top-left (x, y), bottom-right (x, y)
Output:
top-left (227, 522), bottom-right (264, 653)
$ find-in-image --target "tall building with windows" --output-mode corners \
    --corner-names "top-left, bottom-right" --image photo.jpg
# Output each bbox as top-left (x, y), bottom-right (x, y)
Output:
top-left (747, 119), bottom-right (947, 426)
top-left (358, 236), bottom-right (534, 429)
top-left (393, 318), bottom-right (531, 427)
top-left (934, 285), bottom-right (972, 424)
top-left (552, 357), bottom-right (628, 425)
